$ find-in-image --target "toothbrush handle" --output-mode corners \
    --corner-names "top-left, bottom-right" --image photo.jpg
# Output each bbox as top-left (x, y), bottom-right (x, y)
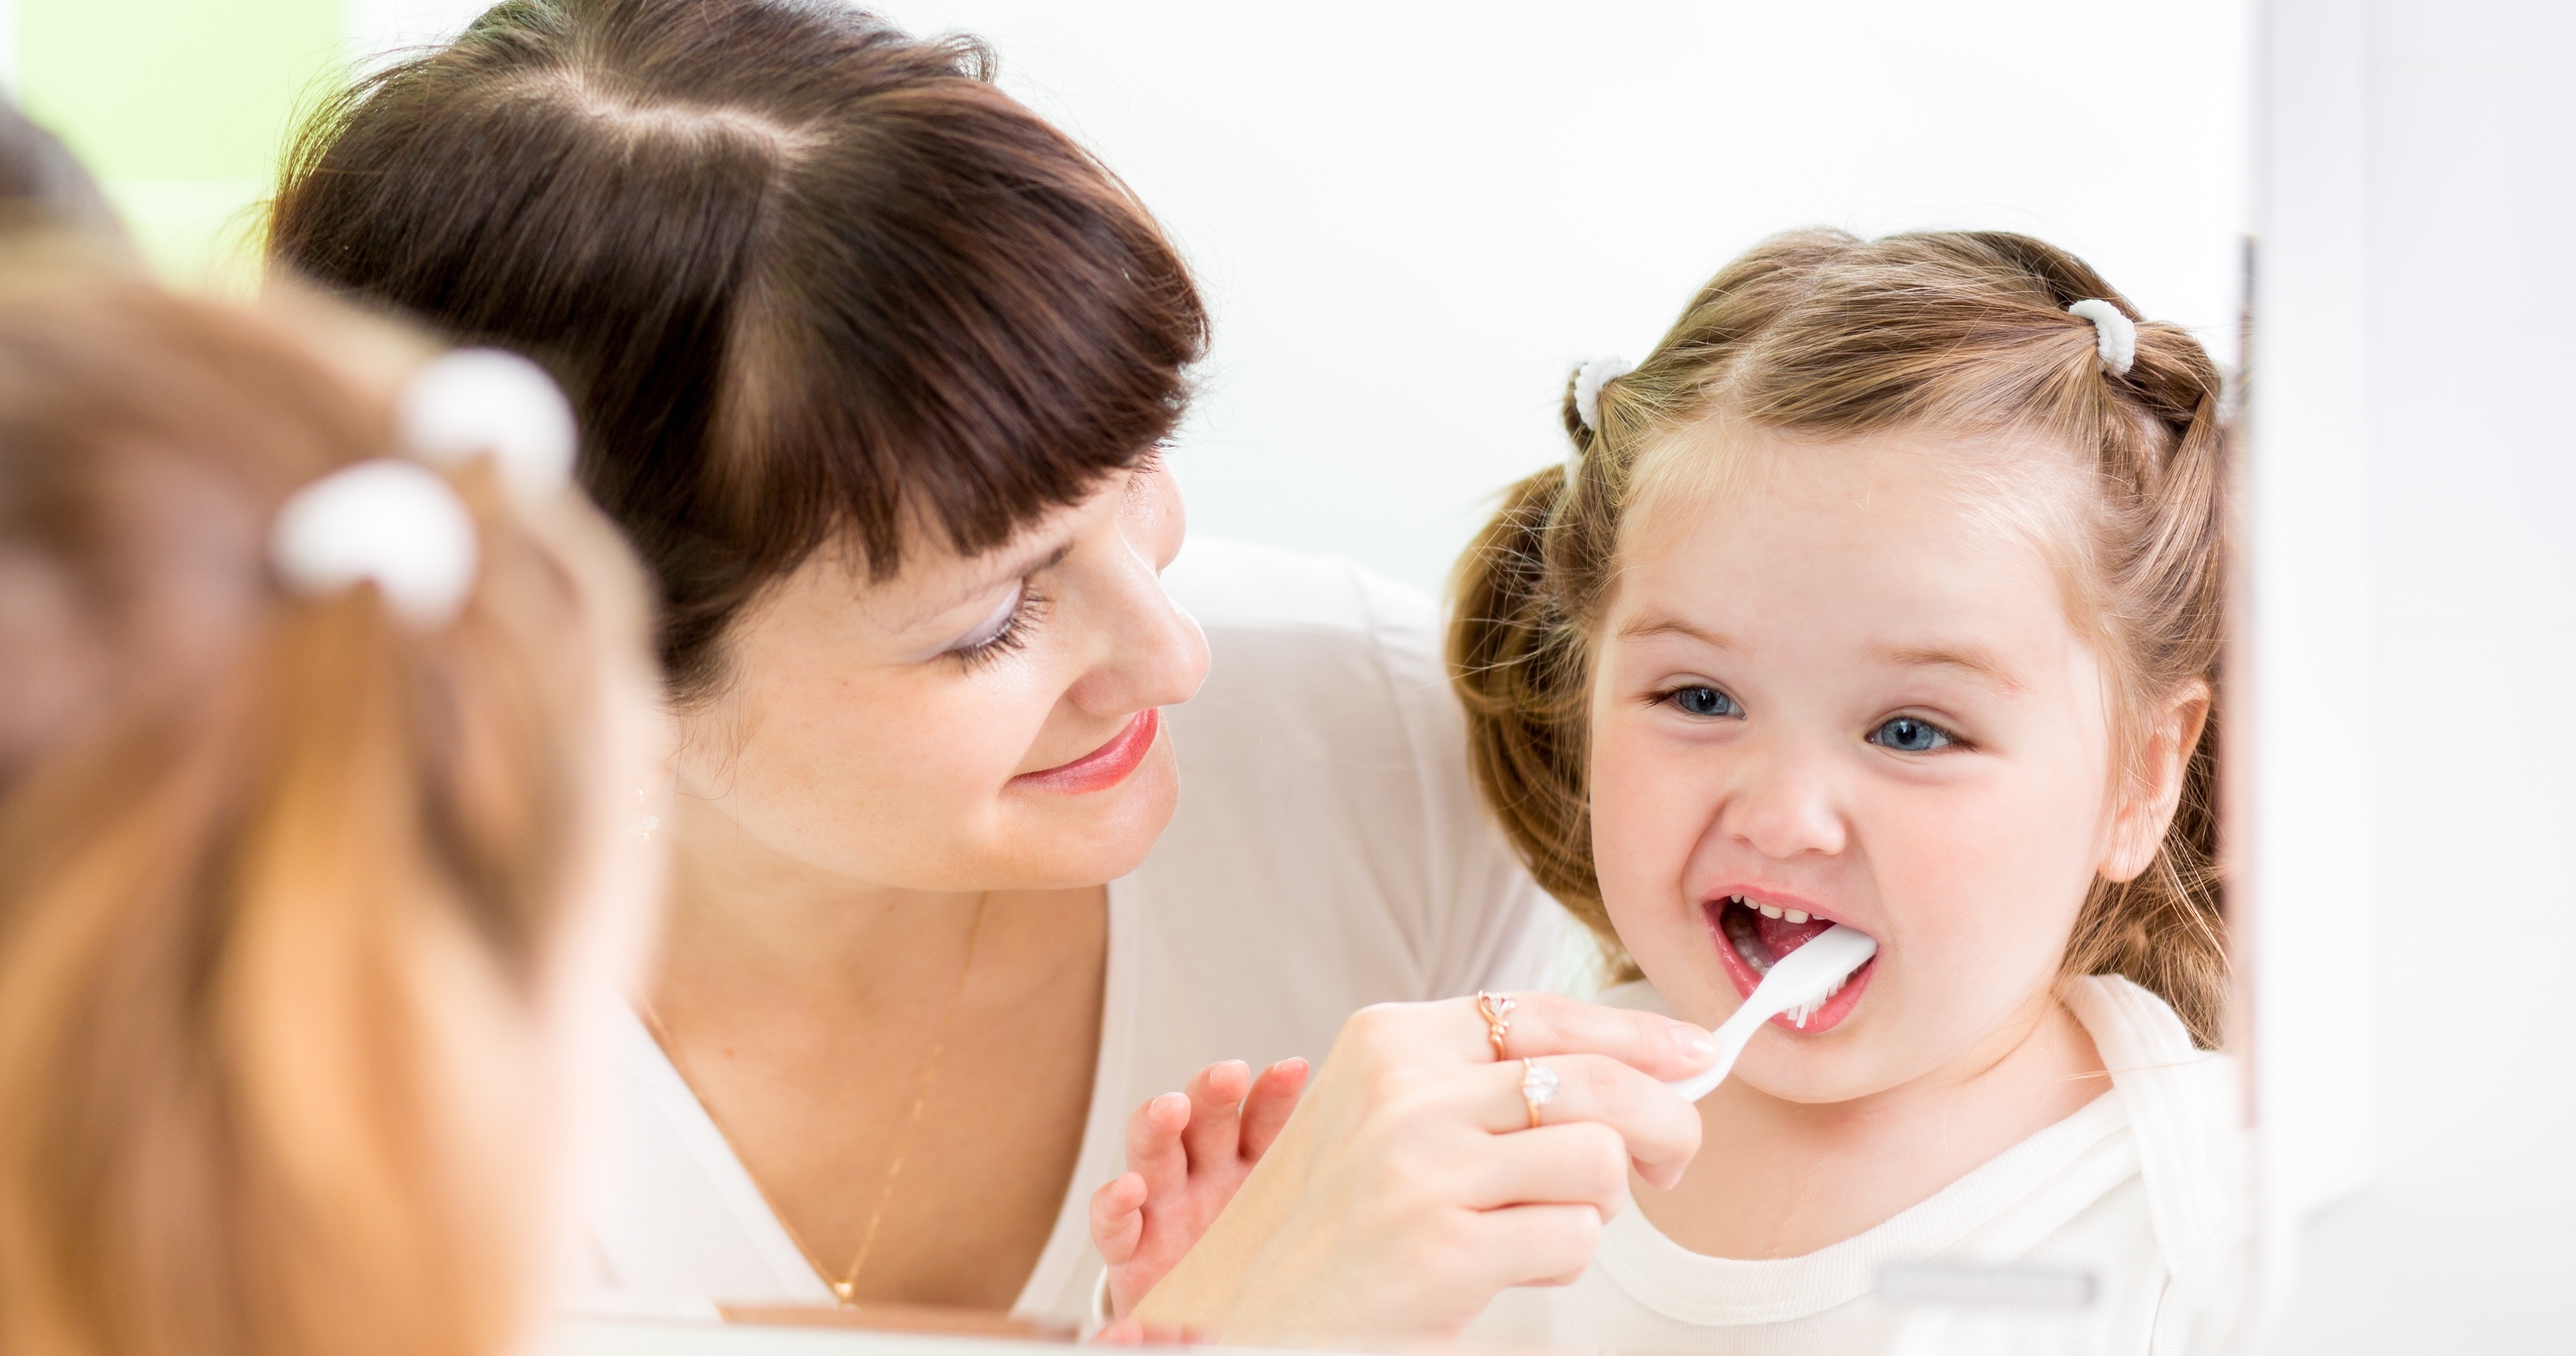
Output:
top-left (1663, 1005), bottom-right (1764, 1103)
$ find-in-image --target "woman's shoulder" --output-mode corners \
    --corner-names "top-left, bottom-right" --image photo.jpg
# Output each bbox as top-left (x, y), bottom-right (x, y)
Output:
top-left (1138, 536), bottom-right (1559, 996)
top-left (1163, 535), bottom-right (1437, 657)
top-left (1157, 535), bottom-right (1455, 774)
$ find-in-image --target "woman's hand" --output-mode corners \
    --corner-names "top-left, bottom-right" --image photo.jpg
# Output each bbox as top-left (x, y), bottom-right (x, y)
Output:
top-left (1090, 1057), bottom-right (1310, 1318)
top-left (1129, 992), bottom-right (1716, 1345)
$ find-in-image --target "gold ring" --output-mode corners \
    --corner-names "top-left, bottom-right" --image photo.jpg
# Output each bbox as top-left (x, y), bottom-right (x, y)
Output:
top-left (1474, 991), bottom-right (1516, 1061)
top-left (1520, 1058), bottom-right (1559, 1130)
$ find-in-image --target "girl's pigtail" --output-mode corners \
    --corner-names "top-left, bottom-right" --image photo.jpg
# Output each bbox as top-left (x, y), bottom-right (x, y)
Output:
top-left (1450, 463), bottom-right (1620, 964)
top-left (2060, 318), bottom-right (2233, 1047)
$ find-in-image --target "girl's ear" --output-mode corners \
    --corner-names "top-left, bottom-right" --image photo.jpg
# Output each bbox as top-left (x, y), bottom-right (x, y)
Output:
top-left (2100, 680), bottom-right (2212, 883)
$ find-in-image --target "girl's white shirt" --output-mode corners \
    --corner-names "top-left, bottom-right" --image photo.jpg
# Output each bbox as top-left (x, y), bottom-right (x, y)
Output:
top-left (1470, 974), bottom-right (2250, 1356)
top-left (566, 537), bottom-right (1566, 1327)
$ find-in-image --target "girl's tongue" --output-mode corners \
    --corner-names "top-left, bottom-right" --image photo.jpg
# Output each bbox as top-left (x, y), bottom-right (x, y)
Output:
top-left (1753, 909), bottom-right (1834, 962)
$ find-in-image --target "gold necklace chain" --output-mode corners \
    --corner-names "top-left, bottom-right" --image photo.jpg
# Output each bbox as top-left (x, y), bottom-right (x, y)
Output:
top-left (643, 890), bottom-right (993, 1307)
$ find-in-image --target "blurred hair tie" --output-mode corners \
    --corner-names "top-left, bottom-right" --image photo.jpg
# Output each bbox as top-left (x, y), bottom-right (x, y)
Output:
top-left (2067, 299), bottom-right (2137, 375)
top-left (270, 460), bottom-right (479, 627)
top-left (399, 348), bottom-right (578, 501)
top-left (1565, 354), bottom-right (1634, 491)
top-left (1572, 354), bottom-right (1633, 435)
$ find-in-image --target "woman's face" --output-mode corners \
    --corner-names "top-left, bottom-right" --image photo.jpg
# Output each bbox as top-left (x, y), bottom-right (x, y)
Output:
top-left (675, 461), bottom-right (1206, 892)
top-left (1586, 427), bottom-right (2159, 1103)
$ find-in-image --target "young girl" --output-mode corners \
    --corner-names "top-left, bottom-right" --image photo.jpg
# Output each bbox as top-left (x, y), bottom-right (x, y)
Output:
top-left (1099, 229), bottom-right (2244, 1352)
top-left (0, 258), bottom-right (664, 1356)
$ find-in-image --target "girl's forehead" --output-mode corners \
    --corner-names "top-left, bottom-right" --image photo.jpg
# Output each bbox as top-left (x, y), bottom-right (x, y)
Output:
top-left (1612, 423), bottom-right (2096, 639)
top-left (1624, 420), bottom-right (2092, 565)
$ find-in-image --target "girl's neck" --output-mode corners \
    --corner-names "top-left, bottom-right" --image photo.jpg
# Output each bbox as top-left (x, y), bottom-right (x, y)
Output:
top-left (1637, 987), bottom-right (2109, 1261)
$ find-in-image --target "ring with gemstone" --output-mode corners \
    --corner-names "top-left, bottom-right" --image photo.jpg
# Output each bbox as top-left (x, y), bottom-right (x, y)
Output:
top-left (1520, 1058), bottom-right (1559, 1130)
top-left (1475, 991), bottom-right (1516, 1061)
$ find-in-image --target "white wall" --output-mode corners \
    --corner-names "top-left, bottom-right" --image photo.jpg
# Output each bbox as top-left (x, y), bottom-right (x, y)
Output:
top-left (343, 0), bottom-right (2249, 595)
top-left (2256, 0), bottom-right (2576, 1350)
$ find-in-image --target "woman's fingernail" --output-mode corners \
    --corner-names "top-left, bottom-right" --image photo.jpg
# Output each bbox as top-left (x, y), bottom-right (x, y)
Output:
top-left (1671, 1023), bottom-right (1717, 1062)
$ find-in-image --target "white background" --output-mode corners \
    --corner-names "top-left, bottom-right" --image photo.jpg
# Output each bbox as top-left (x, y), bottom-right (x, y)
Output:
top-left (348, 0), bottom-right (2249, 594)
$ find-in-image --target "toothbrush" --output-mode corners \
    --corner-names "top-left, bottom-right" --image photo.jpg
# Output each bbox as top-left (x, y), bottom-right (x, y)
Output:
top-left (1664, 924), bottom-right (1879, 1102)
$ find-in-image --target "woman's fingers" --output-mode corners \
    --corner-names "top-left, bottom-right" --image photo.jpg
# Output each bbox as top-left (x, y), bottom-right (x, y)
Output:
top-left (1467, 1203), bottom-right (1608, 1294)
top-left (1178, 1061), bottom-right (1251, 1167)
top-left (1454, 1121), bottom-right (1633, 1216)
top-left (1478, 991), bottom-right (1719, 1081)
top-left (1238, 1058), bottom-right (1308, 1161)
top-left (1455, 1054), bottom-right (1703, 1187)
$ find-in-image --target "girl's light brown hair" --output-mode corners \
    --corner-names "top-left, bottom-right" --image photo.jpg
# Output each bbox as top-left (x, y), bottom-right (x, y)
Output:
top-left (1451, 229), bottom-right (2229, 1045)
top-left (0, 258), bottom-right (644, 1356)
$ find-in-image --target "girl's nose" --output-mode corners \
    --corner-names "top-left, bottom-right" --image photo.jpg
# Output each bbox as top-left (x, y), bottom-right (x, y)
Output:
top-left (1722, 744), bottom-right (1849, 861)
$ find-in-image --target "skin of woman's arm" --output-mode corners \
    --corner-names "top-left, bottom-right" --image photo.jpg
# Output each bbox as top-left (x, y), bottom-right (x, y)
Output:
top-left (1133, 992), bottom-right (1718, 1344)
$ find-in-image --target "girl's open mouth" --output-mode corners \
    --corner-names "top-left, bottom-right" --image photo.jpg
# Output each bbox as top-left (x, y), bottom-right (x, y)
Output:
top-left (1702, 894), bottom-right (1878, 1034)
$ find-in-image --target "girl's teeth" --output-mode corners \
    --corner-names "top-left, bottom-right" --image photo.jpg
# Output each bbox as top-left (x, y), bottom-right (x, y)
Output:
top-left (1759, 904), bottom-right (1784, 919)
top-left (1784, 909), bottom-right (1809, 923)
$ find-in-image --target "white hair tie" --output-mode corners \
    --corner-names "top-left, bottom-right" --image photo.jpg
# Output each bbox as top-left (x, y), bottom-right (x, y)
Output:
top-left (399, 348), bottom-right (578, 501)
top-left (2067, 299), bottom-right (2137, 375)
top-left (269, 460), bottom-right (479, 627)
top-left (1572, 355), bottom-right (1633, 435)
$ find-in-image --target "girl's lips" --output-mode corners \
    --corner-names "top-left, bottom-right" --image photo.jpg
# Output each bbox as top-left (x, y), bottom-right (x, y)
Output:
top-left (1703, 897), bottom-right (1878, 1034)
top-left (1010, 708), bottom-right (1160, 794)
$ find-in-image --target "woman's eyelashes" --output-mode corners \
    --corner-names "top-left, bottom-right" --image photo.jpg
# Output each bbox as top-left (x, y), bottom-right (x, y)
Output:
top-left (1656, 683), bottom-right (1743, 719)
top-left (1867, 714), bottom-right (1961, 753)
top-left (947, 582), bottom-right (1050, 669)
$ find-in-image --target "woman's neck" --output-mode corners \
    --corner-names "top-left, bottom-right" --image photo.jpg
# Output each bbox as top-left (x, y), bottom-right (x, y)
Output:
top-left (642, 790), bottom-right (1114, 1310)
top-left (1637, 987), bottom-right (2109, 1260)
top-left (650, 791), bottom-right (1010, 1022)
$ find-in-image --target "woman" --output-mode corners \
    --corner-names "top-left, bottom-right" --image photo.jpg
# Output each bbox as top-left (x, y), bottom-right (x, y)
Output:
top-left (265, 0), bottom-right (1710, 1330)
top-left (0, 259), bottom-right (663, 1356)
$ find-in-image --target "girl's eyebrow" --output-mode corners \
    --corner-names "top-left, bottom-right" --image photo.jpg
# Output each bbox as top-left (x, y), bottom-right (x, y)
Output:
top-left (1615, 612), bottom-right (1737, 649)
top-left (1876, 643), bottom-right (2025, 695)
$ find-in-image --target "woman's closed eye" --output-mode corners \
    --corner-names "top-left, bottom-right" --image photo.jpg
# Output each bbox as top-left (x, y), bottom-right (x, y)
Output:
top-left (1657, 684), bottom-right (1742, 719)
top-left (947, 581), bottom-right (1050, 668)
top-left (1866, 715), bottom-right (1959, 753)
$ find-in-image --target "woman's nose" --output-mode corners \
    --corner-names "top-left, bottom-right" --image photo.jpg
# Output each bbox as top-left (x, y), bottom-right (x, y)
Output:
top-left (1721, 743), bottom-right (1849, 861)
top-left (1067, 544), bottom-right (1210, 717)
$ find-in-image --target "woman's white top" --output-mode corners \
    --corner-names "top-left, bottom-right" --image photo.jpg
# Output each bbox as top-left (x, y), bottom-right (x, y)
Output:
top-left (573, 537), bottom-right (1565, 1327)
top-left (1471, 975), bottom-right (2250, 1356)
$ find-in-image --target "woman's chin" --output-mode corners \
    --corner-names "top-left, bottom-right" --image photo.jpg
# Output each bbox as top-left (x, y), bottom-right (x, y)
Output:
top-left (998, 744), bottom-right (1181, 886)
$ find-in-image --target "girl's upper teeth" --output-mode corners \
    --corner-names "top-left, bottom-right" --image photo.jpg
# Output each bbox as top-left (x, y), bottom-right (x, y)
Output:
top-left (1727, 895), bottom-right (1823, 927)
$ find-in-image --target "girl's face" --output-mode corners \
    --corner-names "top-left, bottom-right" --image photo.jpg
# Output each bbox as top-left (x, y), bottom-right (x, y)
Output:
top-left (1589, 427), bottom-right (2175, 1102)
top-left (674, 460), bottom-right (1207, 892)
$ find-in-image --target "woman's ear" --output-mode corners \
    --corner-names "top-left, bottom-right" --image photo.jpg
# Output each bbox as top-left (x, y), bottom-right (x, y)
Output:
top-left (2099, 679), bottom-right (2212, 883)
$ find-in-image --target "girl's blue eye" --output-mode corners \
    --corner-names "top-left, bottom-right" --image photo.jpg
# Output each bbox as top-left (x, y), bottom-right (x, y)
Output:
top-left (1668, 686), bottom-right (1739, 718)
top-left (1869, 716), bottom-right (1954, 752)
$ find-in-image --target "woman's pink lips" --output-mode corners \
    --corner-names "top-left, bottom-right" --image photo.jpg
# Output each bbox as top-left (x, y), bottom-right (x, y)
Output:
top-left (1009, 708), bottom-right (1159, 794)
top-left (1704, 898), bottom-right (1878, 1034)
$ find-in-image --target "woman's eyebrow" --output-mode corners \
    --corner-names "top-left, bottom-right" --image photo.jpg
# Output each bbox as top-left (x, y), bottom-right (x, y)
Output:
top-left (1876, 643), bottom-right (2025, 695)
top-left (900, 538), bottom-right (1074, 630)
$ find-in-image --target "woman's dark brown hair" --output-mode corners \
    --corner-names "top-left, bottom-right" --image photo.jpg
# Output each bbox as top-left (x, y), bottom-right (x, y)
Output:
top-left (1452, 229), bottom-right (2230, 1045)
top-left (0, 260), bottom-right (646, 1356)
top-left (268, 0), bottom-right (1207, 696)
